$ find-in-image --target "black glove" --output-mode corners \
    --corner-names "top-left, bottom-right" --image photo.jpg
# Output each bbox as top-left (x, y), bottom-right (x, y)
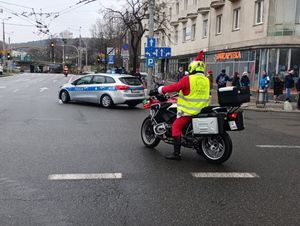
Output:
top-left (149, 88), bottom-right (159, 96)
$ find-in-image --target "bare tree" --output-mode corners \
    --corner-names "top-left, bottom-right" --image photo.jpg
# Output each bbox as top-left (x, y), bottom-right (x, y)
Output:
top-left (104, 0), bottom-right (170, 74)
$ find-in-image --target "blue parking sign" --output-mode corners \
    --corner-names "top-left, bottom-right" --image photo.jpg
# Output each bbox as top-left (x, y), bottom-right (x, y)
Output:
top-left (146, 58), bottom-right (155, 67)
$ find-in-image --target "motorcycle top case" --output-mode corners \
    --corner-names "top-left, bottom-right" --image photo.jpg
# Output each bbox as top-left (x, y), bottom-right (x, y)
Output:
top-left (218, 86), bottom-right (250, 107)
top-left (192, 113), bottom-right (225, 135)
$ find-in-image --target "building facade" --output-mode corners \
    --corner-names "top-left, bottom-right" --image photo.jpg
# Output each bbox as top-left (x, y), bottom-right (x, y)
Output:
top-left (141, 0), bottom-right (300, 89)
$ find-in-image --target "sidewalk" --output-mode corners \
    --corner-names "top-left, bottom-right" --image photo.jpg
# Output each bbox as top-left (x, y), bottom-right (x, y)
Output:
top-left (210, 90), bottom-right (300, 113)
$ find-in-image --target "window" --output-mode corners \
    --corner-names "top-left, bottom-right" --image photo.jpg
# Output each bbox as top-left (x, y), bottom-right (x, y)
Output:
top-left (233, 8), bottom-right (240, 30)
top-left (169, 7), bottom-right (172, 19)
top-left (193, 0), bottom-right (197, 5)
top-left (74, 75), bottom-right (92, 85)
top-left (191, 24), bottom-right (196, 41)
top-left (175, 28), bottom-right (178, 44)
top-left (183, 27), bottom-right (186, 42)
top-left (203, 19), bottom-right (208, 38)
top-left (184, 0), bottom-right (188, 10)
top-left (105, 77), bottom-right (116, 84)
top-left (119, 77), bottom-right (142, 86)
top-left (216, 15), bottom-right (222, 34)
top-left (176, 2), bottom-right (179, 14)
top-left (92, 75), bottom-right (105, 84)
top-left (255, 0), bottom-right (264, 24)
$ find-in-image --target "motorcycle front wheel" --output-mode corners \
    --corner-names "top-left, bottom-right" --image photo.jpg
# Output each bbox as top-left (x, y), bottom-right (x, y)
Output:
top-left (141, 117), bottom-right (161, 148)
top-left (196, 132), bottom-right (232, 164)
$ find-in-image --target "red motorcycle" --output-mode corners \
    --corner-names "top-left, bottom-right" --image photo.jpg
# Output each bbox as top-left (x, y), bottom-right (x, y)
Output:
top-left (141, 87), bottom-right (250, 164)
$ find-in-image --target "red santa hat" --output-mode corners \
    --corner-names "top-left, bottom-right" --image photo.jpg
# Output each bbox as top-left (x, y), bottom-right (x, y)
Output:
top-left (194, 50), bottom-right (205, 61)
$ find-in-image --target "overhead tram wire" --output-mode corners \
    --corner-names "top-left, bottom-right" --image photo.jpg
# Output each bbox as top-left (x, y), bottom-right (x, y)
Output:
top-left (0, 0), bottom-right (32, 9)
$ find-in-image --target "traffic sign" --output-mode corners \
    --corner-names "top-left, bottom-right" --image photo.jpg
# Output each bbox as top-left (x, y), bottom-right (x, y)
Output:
top-left (145, 47), bottom-right (171, 58)
top-left (147, 37), bottom-right (156, 48)
top-left (108, 55), bottom-right (115, 64)
top-left (146, 58), bottom-right (155, 67)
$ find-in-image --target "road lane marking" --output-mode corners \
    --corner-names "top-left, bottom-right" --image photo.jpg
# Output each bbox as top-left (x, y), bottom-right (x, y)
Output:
top-left (40, 87), bottom-right (49, 92)
top-left (256, 145), bottom-right (300, 149)
top-left (48, 173), bottom-right (122, 180)
top-left (191, 172), bottom-right (259, 178)
top-left (68, 75), bottom-right (74, 83)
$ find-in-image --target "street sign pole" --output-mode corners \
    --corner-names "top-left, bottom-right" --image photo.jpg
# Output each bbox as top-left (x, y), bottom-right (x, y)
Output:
top-left (147, 0), bottom-right (155, 92)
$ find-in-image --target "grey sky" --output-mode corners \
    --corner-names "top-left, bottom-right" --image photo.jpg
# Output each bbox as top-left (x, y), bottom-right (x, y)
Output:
top-left (0, 0), bottom-right (123, 43)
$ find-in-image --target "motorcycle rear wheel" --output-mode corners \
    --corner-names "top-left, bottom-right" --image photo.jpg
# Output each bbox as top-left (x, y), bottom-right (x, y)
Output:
top-left (197, 132), bottom-right (232, 164)
top-left (141, 117), bottom-right (161, 148)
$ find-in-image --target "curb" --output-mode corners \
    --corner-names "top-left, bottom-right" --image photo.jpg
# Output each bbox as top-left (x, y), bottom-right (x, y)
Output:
top-left (242, 107), bottom-right (300, 113)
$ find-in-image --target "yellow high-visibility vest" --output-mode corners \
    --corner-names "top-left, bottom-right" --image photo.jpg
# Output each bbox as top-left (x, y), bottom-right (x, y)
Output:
top-left (177, 74), bottom-right (210, 115)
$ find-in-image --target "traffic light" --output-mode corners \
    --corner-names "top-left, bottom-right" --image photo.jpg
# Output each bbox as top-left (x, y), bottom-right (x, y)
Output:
top-left (7, 52), bottom-right (10, 60)
top-left (50, 42), bottom-right (54, 48)
top-left (97, 56), bottom-right (101, 64)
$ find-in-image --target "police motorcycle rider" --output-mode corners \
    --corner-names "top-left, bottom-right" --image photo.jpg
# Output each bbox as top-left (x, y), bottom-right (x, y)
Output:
top-left (149, 51), bottom-right (210, 160)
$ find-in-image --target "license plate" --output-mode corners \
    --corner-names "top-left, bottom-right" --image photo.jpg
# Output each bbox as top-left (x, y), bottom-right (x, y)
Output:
top-left (131, 89), bottom-right (141, 93)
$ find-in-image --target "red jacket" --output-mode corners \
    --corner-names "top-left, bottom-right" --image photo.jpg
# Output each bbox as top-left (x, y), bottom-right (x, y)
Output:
top-left (162, 76), bottom-right (191, 95)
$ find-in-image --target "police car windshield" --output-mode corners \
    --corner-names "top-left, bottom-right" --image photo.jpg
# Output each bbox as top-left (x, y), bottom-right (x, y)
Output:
top-left (120, 77), bottom-right (142, 86)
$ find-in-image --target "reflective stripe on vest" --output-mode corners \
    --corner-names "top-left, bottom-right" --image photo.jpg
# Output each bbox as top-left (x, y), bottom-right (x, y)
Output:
top-left (177, 74), bottom-right (210, 115)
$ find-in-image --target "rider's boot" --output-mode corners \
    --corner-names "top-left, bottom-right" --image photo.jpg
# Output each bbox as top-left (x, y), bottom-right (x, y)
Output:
top-left (165, 137), bottom-right (182, 160)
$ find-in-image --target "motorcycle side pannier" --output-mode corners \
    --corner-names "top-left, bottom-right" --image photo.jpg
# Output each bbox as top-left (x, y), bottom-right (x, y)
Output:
top-left (192, 113), bottom-right (225, 135)
top-left (218, 86), bottom-right (250, 107)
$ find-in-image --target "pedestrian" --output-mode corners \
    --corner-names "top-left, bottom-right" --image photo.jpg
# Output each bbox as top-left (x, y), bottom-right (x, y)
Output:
top-left (273, 74), bottom-right (284, 103)
top-left (231, 72), bottom-right (241, 89)
top-left (296, 75), bottom-right (300, 110)
top-left (284, 69), bottom-right (295, 101)
top-left (259, 70), bottom-right (270, 102)
top-left (177, 66), bottom-right (185, 81)
top-left (241, 71), bottom-right (250, 88)
top-left (216, 69), bottom-right (231, 89)
top-left (207, 70), bottom-right (214, 90)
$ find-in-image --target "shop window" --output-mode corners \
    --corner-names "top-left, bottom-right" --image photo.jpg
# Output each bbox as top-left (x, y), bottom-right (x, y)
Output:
top-left (279, 49), bottom-right (289, 74)
top-left (291, 48), bottom-right (300, 77)
top-left (268, 49), bottom-right (278, 77)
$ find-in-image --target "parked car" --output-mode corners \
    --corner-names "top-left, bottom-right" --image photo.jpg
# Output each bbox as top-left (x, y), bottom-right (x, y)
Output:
top-left (59, 73), bottom-right (145, 108)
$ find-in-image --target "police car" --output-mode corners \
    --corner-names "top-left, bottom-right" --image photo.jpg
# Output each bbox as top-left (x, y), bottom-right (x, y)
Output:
top-left (59, 73), bottom-right (145, 108)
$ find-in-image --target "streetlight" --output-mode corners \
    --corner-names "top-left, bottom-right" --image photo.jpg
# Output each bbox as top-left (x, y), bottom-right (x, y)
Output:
top-left (2, 17), bottom-right (12, 51)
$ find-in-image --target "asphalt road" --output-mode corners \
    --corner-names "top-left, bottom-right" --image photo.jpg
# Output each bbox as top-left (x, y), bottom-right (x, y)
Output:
top-left (0, 73), bottom-right (299, 225)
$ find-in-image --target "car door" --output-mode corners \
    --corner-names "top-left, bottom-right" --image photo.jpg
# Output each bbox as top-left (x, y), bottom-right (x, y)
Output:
top-left (71, 75), bottom-right (93, 101)
top-left (89, 75), bottom-right (106, 103)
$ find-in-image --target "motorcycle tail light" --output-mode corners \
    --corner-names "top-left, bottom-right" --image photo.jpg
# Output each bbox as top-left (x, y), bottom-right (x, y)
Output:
top-left (228, 112), bottom-right (238, 120)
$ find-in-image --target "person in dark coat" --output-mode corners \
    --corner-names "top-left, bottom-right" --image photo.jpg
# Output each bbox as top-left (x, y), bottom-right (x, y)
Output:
top-left (231, 72), bottom-right (241, 89)
top-left (241, 71), bottom-right (250, 88)
top-left (273, 74), bottom-right (284, 103)
top-left (216, 69), bottom-right (231, 89)
top-left (177, 67), bottom-right (185, 81)
top-left (285, 69), bottom-right (295, 101)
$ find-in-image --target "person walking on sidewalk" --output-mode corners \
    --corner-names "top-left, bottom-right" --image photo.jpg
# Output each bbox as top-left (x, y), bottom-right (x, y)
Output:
top-left (216, 69), bottom-right (231, 89)
top-left (231, 72), bottom-right (241, 89)
top-left (285, 69), bottom-right (295, 101)
top-left (207, 70), bottom-right (214, 90)
top-left (273, 74), bottom-right (284, 103)
top-left (259, 71), bottom-right (270, 102)
top-left (241, 71), bottom-right (250, 88)
top-left (177, 67), bottom-right (185, 81)
top-left (296, 75), bottom-right (300, 110)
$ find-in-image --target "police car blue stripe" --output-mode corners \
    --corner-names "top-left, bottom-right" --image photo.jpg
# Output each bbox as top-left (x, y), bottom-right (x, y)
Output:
top-left (65, 86), bottom-right (144, 92)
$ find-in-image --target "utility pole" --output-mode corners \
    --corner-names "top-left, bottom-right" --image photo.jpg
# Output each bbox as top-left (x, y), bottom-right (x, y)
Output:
top-left (147, 0), bottom-right (155, 91)
top-left (79, 26), bottom-right (82, 73)
top-left (2, 20), bottom-right (5, 51)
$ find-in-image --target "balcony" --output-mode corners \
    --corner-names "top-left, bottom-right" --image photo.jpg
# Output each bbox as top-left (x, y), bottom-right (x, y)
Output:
top-left (178, 17), bottom-right (188, 23)
top-left (170, 21), bottom-right (179, 26)
top-left (210, 0), bottom-right (225, 10)
top-left (228, 0), bottom-right (240, 2)
top-left (186, 13), bottom-right (198, 19)
top-left (197, 7), bottom-right (210, 15)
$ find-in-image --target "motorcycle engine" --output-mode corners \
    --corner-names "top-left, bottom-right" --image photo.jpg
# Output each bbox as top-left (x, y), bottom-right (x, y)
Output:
top-left (153, 123), bottom-right (167, 135)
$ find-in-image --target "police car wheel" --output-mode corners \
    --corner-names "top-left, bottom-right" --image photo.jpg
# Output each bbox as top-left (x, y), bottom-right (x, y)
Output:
top-left (60, 90), bottom-right (70, 103)
top-left (101, 95), bottom-right (113, 108)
